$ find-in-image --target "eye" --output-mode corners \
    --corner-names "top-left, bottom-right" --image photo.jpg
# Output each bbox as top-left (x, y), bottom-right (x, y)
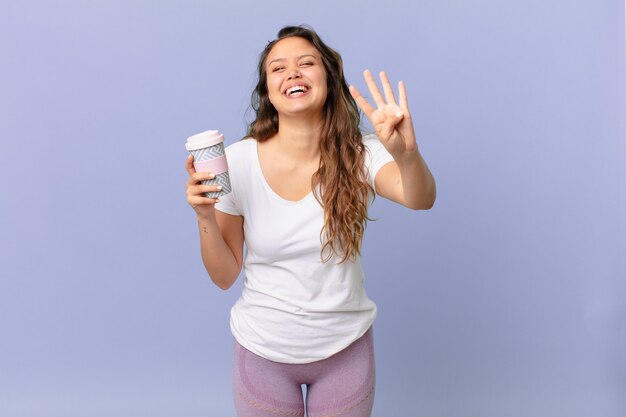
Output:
top-left (271, 66), bottom-right (285, 72)
top-left (300, 61), bottom-right (314, 67)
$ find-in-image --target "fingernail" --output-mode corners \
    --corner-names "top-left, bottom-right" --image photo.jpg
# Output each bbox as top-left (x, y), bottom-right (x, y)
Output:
top-left (209, 173), bottom-right (215, 179)
top-left (187, 154), bottom-right (192, 159)
top-left (396, 112), bottom-right (403, 117)
top-left (216, 185), bottom-right (222, 190)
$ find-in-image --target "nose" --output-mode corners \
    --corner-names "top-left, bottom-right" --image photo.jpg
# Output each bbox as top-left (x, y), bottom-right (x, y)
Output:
top-left (287, 67), bottom-right (301, 80)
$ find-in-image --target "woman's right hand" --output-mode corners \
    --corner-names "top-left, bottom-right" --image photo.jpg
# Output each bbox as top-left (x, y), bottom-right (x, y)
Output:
top-left (185, 154), bottom-right (222, 221)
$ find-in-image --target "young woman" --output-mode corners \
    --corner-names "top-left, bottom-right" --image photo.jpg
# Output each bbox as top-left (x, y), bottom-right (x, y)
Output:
top-left (185, 25), bottom-right (435, 417)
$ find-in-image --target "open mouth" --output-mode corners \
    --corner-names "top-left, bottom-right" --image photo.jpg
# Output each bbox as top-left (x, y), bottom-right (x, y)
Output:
top-left (284, 85), bottom-right (310, 97)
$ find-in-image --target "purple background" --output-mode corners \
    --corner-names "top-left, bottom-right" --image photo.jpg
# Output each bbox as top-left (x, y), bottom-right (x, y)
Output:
top-left (1, 1), bottom-right (625, 416)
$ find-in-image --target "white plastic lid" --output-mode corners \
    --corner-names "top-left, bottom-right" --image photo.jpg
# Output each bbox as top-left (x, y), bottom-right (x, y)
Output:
top-left (185, 130), bottom-right (224, 151)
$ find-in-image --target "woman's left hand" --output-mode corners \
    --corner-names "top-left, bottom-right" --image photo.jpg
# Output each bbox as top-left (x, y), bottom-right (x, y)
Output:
top-left (349, 70), bottom-right (417, 162)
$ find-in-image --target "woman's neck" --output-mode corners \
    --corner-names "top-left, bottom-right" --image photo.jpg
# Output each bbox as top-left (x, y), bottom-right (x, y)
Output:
top-left (273, 115), bottom-right (324, 162)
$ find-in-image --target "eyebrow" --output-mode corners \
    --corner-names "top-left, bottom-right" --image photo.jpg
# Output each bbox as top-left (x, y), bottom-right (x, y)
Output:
top-left (267, 54), bottom-right (318, 66)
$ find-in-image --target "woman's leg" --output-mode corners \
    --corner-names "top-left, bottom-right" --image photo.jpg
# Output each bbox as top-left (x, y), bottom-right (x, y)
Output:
top-left (305, 327), bottom-right (376, 417)
top-left (232, 339), bottom-right (305, 417)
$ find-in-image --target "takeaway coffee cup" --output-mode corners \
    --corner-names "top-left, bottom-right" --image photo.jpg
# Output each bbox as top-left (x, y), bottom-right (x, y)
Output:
top-left (185, 130), bottom-right (232, 198)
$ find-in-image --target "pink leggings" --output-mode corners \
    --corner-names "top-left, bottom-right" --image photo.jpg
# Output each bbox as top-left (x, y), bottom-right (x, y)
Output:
top-left (232, 327), bottom-right (375, 417)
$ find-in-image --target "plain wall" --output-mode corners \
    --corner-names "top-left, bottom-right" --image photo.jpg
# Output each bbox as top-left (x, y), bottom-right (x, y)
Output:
top-left (1, 1), bottom-right (624, 416)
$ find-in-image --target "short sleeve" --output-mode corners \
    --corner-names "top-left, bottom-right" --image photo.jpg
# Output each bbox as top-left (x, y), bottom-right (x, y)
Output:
top-left (362, 133), bottom-right (395, 193)
top-left (215, 188), bottom-right (240, 215)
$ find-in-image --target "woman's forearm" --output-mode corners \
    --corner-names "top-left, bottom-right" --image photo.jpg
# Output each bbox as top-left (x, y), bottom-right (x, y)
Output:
top-left (396, 148), bottom-right (437, 210)
top-left (197, 215), bottom-right (242, 290)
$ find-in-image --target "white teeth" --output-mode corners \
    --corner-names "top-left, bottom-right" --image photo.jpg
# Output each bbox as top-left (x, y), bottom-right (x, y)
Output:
top-left (286, 85), bottom-right (309, 96)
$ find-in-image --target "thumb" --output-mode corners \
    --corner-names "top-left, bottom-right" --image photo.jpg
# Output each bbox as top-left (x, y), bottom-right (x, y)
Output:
top-left (185, 154), bottom-right (196, 174)
top-left (377, 118), bottom-right (397, 141)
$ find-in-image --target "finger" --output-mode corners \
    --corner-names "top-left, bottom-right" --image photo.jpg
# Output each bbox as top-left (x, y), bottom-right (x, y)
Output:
top-left (380, 71), bottom-right (397, 105)
top-left (349, 85), bottom-right (375, 118)
top-left (185, 154), bottom-right (196, 175)
top-left (364, 69), bottom-right (385, 108)
top-left (187, 183), bottom-right (222, 198)
top-left (199, 184), bottom-right (223, 194)
top-left (398, 80), bottom-right (410, 111)
top-left (187, 172), bottom-right (213, 189)
top-left (188, 195), bottom-right (220, 206)
top-left (190, 171), bottom-right (216, 184)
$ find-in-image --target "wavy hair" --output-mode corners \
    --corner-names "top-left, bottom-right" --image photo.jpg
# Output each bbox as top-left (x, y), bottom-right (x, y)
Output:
top-left (247, 25), bottom-right (373, 263)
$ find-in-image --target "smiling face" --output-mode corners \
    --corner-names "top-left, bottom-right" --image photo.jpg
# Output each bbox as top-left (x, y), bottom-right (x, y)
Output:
top-left (265, 36), bottom-right (328, 119)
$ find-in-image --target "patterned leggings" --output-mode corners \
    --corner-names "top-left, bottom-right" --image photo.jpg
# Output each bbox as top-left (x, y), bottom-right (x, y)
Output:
top-left (232, 327), bottom-right (375, 417)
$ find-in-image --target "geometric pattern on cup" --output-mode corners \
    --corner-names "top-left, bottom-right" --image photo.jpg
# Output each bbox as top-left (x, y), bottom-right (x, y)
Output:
top-left (191, 143), bottom-right (225, 162)
top-left (200, 171), bottom-right (232, 198)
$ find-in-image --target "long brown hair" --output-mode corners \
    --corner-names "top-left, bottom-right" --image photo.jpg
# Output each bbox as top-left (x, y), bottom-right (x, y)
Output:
top-left (248, 25), bottom-right (372, 263)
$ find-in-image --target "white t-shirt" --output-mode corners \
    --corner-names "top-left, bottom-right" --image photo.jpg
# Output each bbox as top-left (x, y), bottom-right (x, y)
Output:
top-left (215, 133), bottom-right (394, 363)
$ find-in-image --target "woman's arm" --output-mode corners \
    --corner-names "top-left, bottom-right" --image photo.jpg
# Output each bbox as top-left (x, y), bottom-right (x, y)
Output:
top-left (350, 70), bottom-right (436, 210)
top-left (186, 157), bottom-right (244, 290)
top-left (196, 210), bottom-right (244, 290)
top-left (375, 150), bottom-right (436, 210)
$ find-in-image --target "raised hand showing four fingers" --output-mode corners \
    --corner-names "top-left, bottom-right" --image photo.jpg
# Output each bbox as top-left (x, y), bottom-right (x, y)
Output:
top-left (349, 70), bottom-right (418, 160)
